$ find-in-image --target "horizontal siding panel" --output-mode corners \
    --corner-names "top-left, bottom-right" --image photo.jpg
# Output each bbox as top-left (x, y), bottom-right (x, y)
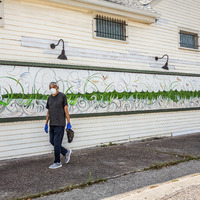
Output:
top-left (4, 22), bottom-right (92, 37)
top-left (0, 132), bottom-right (130, 151)
top-left (1, 127), bottom-right (43, 135)
top-left (2, 111), bottom-right (198, 131)
top-left (5, 12), bottom-right (92, 29)
top-left (63, 135), bottom-right (130, 149)
top-left (0, 123), bottom-right (177, 141)
top-left (0, 140), bottom-right (50, 152)
top-left (0, 146), bottom-right (52, 159)
top-left (0, 133), bottom-right (47, 142)
top-left (5, 1), bottom-right (91, 20)
top-left (1, 110), bottom-right (200, 160)
top-left (0, 136), bottom-right (48, 147)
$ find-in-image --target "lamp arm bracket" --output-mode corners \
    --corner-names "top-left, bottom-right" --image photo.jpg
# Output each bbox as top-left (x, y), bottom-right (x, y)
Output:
top-left (55, 39), bottom-right (65, 48)
top-left (158, 54), bottom-right (169, 61)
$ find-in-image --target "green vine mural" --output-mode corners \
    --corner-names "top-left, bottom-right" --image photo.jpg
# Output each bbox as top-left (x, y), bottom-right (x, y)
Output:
top-left (2, 90), bottom-right (200, 107)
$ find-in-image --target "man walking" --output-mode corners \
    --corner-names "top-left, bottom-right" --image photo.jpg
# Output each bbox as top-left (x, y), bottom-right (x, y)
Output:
top-left (44, 82), bottom-right (72, 169)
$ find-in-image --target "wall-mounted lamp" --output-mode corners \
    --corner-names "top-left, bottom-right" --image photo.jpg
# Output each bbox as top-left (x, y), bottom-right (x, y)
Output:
top-left (155, 54), bottom-right (169, 70)
top-left (50, 39), bottom-right (67, 60)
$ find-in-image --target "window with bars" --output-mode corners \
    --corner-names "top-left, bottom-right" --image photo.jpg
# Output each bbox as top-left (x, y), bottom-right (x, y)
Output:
top-left (180, 31), bottom-right (199, 50)
top-left (94, 15), bottom-right (128, 41)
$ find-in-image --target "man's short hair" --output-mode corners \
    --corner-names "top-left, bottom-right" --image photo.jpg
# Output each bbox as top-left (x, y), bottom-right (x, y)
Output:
top-left (49, 82), bottom-right (59, 87)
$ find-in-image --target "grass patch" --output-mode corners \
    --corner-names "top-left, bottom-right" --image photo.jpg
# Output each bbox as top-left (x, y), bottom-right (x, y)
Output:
top-left (109, 142), bottom-right (117, 146)
top-left (101, 144), bottom-right (108, 147)
top-left (13, 173), bottom-right (107, 200)
top-left (144, 155), bottom-right (200, 171)
top-left (86, 172), bottom-right (93, 185)
top-left (141, 137), bottom-right (167, 142)
top-left (155, 150), bottom-right (200, 160)
top-left (100, 142), bottom-right (117, 147)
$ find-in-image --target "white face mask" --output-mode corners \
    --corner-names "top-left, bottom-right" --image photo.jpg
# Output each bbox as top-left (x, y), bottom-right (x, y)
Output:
top-left (50, 88), bottom-right (57, 95)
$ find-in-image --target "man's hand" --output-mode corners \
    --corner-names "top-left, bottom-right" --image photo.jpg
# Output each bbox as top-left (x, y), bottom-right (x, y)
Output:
top-left (67, 123), bottom-right (72, 130)
top-left (44, 124), bottom-right (48, 133)
top-left (45, 109), bottom-right (49, 134)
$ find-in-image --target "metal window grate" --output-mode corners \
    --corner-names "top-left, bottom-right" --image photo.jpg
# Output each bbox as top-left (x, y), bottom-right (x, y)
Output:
top-left (95, 15), bottom-right (128, 41)
top-left (180, 31), bottom-right (199, 49)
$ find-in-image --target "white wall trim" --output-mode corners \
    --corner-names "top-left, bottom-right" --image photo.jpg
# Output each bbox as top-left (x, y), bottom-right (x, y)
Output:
top-left (48, 0), bottom-right (160, 24)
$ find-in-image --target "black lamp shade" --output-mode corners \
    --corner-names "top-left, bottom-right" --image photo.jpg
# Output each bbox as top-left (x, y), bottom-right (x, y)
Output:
top-left (58, 49), bottom-right (67, 60)
top-left (162, 61), bottom-right (169, 70)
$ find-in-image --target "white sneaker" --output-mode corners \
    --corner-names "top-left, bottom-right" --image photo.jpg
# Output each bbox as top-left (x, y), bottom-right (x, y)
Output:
top-left (49, 162), bottom-right (62, 169)
top-left (65, 150), bottom-right (72, 164)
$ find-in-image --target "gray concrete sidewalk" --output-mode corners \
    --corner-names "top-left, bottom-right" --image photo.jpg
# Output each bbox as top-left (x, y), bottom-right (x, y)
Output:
top-left (1, 133), bottom-right (200, 200)
top-left (36, 160), bottom-right (200, 200)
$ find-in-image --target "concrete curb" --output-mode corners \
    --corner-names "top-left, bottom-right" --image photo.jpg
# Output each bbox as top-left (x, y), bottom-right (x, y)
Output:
top-left (103, 173), bottom-right (200, 200)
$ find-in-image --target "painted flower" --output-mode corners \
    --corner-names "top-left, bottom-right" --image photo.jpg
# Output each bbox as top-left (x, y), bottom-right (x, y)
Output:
top-left (177, 77), bottom-right (182, 82)
top-left (102, 75), bottom-right (108, 80)
top-left (92, 80), bottom-right (99, 84)
top-left (17, 72), bottom-right (30, 84)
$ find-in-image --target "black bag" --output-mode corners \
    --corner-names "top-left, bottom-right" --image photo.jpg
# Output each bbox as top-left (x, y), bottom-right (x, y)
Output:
top-left (66, 129), bottom-right (74, 143)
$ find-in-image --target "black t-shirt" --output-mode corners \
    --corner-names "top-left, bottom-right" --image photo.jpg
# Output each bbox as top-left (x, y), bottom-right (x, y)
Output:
top-left (46, 92), bottom-right (68, 126)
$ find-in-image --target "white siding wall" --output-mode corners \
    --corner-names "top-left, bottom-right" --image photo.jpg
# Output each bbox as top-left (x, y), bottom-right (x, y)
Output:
top-left (0, 0), bottom-right (199, 73)
top-left (1, 110), bottom-right (200, 160)
top-left (0, 0), bottom-right (200, 160)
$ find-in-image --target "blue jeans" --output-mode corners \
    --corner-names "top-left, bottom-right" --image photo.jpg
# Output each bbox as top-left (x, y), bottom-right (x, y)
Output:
top-left (50, 126), bottom-right (68, 163)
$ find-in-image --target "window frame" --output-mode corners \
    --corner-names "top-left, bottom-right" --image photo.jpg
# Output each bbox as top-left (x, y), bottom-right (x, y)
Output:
top-left (178, 28), bottom-right (199, 52)
top-left (0, 0), bottom-right (4, 26)
top-left (93, 13), bottom-right (129, 43)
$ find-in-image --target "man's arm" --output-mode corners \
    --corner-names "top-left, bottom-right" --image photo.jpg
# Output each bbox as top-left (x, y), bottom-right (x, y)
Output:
top-left (64, 105), bottom-right (70, 124)
top-left (45, 109), bottom-right (49, 124)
